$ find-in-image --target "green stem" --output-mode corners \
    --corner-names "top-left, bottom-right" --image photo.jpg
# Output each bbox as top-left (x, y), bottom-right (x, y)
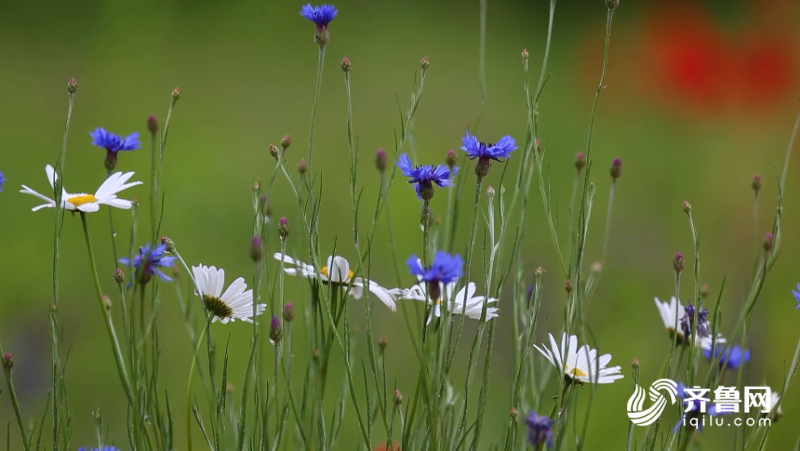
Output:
top-left (0, 356), bottom-right (30, 451)
top-left (185, 323), bottom-right (209, 451)
top-left (306, 45), bottom-right (326, 176)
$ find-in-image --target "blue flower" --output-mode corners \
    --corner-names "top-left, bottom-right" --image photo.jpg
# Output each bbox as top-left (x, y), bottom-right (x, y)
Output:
top-left (460, 131), bottom-right (517, 179)
top-left (300, 4), bottom-right (337, 28)
top-left (702, 345), bottom-right (750, 371)
top-left (406, 251), bottom-right (463, 285)
top-left (673, 382), bottom-right (728, 432)
top-left (525, 410), bottom-right (553, 448)
top-left (118, 243), bottom-right (176, 285)
top-left (680, 304), bottom-right (709, 339)
top-left (397, 153), bottom-right (457, 201)
top-left (90, 128), bottom-right (141, 153)
top-left (0, 171), bottom-right (5, 192)
top-left (793, 283), bottom-right (800, 309)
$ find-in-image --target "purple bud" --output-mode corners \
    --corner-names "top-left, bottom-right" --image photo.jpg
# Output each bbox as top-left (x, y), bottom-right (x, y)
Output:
top-left (673, 252), bottom-right (685, 273)
top-left (171, 87), bottom-right (181, 101)
top-left (283, 303), bottom-right (294, 323)
top-left (752, 174), bottom-right (762, 193)
top-left (341, 57), bottom-right (351, 72)
top-left (446, 149), bottom-right (457, 168)
top-left (610, 157), bottom-right (623, 180)
top-left (278, 217), bottom-right (290, 240)
top-left (269, 315), bottom-right (282, 344)
top-left (281, 135), bottom-right (292, 151)
top-left (376, 149), bottom-right (387, 172)
top-left (147, 114), bottom-right (159, 135)
top-left (67, 78), bottom-right (77, 94)
top-left (298, 159), bottom-right (308, 175)
top-left (2, 353), bottom-right (12, 370)
top-left (574, 152), bottom-right (586, 171)
top-left (421, 56), bottom-right (430, 70)
top-left (763, 233), bottom-right (774, 252)
top-left (250, 236), bottom-right (263, 262)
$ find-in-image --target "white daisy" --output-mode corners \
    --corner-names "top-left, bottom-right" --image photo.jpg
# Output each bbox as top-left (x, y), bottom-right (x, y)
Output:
top-left (391, 279), bottom-right (498, 324)
top-left (533, 333), bottom-right (624, 385)
top-left (274, 253), bottom-right (397, 311)
top-left (654, 297), bottom-right (726, 350)
top-left (192, 264), bottom-right (265, 324)
top-left (20, 164), bottom-right (142, 213)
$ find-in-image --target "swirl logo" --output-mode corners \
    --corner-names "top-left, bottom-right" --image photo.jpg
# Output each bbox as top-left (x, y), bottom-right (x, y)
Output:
top-left (627, 378), bottom-right (679, 426)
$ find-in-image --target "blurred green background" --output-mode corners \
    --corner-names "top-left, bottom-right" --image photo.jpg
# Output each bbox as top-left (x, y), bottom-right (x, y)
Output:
top-left (2, 0), bottom-right (800, 448)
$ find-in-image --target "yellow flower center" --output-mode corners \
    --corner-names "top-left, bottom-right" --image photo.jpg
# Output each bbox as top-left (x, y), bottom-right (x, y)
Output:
top-left (434, 298), bottom-right (441, 305)
top-left (566, 366), bottom-right (587, 378)
top-left (67, 194), bottom-right (98, 207)
top-left (203, 295), bottom-right (233, 319)
top-left (319, 266), bottom-right (354, 282)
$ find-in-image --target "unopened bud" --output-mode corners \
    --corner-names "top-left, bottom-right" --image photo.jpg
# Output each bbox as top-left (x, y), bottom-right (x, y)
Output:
top-left (281, 135), bottom-right (292, 151)
top-left (763, 232), bottom-right (774, 252)
top-left (606, 0), bottom-right (620, 10)
top-left (2, 353), bottom-right (12, 370)
top-left (682, 200), bottom-right (692, 214)
top-left (269, 144), bottom-right (280, 161)
top-left (590, 261), bottom-right (602, 275)
top-left (113, 268), bottom-right (125, 285)
top-left (535, 139), bottom-right (543, 154)
top-left (172, 266), bottom-right (180, 278)
top-left (160, 236), bottom-right (175, 253)
top-left (574, 152), bottom-right (586, 171)
top-left (610, 157), bottom-right (623, 180)
top-left (565, 280), bottom-right (573, 293)
top-left (376, 149), bottom-right (387, 172)
top-left (67, 78), bottom-right (78, 94)
top-left (341, 57), bottom-right (351, 72)
top-left (171, 87), bottom-right (181, 101)
top-left (420, 56), bottom-right (429, 71)
top-left (283, 303), bottom-right (294, 323)
top-left (521, 49), bottom-right (529, 61)
top-left (510, 407), bottom-right (518, 419)
top-left (147, 114), bottom-right (159, 135)
top-left (394, 389), bottom-right (403, 405)
top-left (631, 358), bottom-right (639, 370)
top-left (534, 266), bottom-right (544, 278)
top-left (673, 252), bottom-right (685, 273)
top-left (92, 409), bottom-right (101, 419)
top-left (226, 382), bottom-right (234, 393)
top-left (446, 149), bottom-right (457, 169)
top-left (278, 217), bottom-right (290, 240)
top-left (103, 295), bottom-right (112, 311)
top-left (486, 186), bottom-right (495, 199)
top-left (378, 336), bottom-right (387, 351)
top-left (266, 198), bottom-right (274, 218)
top-left (700, 283), bottom-right (709, 298)
top-left (269, 315), bottom-right (282, 344)
top-left (250, 236), bottom-right (263, 262)
top-left (752, 174), bottom-right (761, 193)
top-left (298, 159), bottom-right (308, 176)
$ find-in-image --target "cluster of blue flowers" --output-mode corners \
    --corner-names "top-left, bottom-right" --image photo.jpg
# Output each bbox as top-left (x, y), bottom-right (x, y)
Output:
top-left (118, 242), bottom-right (176, 286)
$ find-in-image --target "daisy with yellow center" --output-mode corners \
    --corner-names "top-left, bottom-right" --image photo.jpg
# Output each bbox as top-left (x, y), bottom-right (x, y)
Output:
top-left (274, 253), bottom-right (397, 311)
top-left (191, 265), bottom-right (265, 324)
top-left (533, 333), bottom-right (623, 385)
top-left (20, 164), bottom-right (142, 213)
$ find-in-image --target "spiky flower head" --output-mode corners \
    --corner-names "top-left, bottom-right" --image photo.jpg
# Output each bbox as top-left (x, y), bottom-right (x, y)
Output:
top-left (300, 4), bottom-right (338, 45)
top-left (460, 131), bottom-right (518, 179)
top-left (397, 153), bottom-right (457, 201)
top-left (610, 157), bottom-right (623, 179)
top-left (118, 243), bottom-right (176, 286)
top-left (525, 411), bottom-right (553, 449)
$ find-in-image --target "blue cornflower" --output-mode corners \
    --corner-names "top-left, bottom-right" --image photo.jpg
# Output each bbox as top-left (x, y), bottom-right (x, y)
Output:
top-left (407, 251), bottom-right (463, 285)
top-left (0, 171), bottom-right (5, 192)
top-left (460, 131), bottom-right (517, 179)
top-left (680, 304), bottom-right (709, 339)
top-left (673, 382), bottom-right (728, 432)
top-left (300, 4), bottom-right (337, 45)
top-left (525, 410), bottom-right (553, 448)
top-left (793, 283), bottom-right (800, 309)
top-left (118, 243), bottom-right (176, 286)
top-left (397, 153), bottom-right (457, 201)
top-left (702, 345), bottom-right (751, 371)
top-left (90, 128), bottom-right (141, 172)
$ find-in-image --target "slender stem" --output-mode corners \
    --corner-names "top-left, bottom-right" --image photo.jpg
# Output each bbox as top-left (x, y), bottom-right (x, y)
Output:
top-left (306, 45), bottom-right (326, 176)
top-left (1, 358), bottom-right (30, 450)
top-left (79, 213), bottom-right (134, 403)
top-left (185, 323), bottom-right (209, 451)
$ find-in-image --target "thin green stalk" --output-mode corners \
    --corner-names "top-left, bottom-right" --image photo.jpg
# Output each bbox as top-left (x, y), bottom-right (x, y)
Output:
top-left (306, 45), bottom-right (326, 176)
top-left (186, 321), bottom-right (209, 451)
top-left (0, 351), bottom-right (29, 451)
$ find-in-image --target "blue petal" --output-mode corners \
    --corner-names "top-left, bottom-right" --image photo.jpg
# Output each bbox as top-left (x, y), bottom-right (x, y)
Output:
top-left (406, 255), bottom-right (424, 277)
top-left (397, 153), bottom-right (414, 178)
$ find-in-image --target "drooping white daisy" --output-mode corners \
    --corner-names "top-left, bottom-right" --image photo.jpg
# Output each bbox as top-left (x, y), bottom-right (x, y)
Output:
top-left (654, 297), bottom-right (726, 350)
top-left (391, 278), bottom-right (498, 324)
top-left (192, 265), bottom-right (265, 324)
top-left (274, 253), bottom-right (397, 311)
top-left (533, 333), bottom-right (624, 385)
top-left (20, 164), bottom-right (142, 213)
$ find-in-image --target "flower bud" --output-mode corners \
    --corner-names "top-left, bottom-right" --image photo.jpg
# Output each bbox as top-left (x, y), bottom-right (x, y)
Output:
top-left (341, 57), bottom-right (351, 72)
top-left (752, 174), bottom-right (761, 193)
top-left (673, 252), bottom-right (685, 273)
top-left (113, 268), bottom-right (125, 285)
top-left (763, 232), bottom-right (774, 252)
top-left (147, 114), bottom-right (159, 135)
top-left (104, 150), bottom-right (118, 172)
top-left (161, 236), bottom-right (175, 253)
top-left (281, 134), bottom-right (292, 151)
top-left (590, 261), bottom-right (602, 275)
top-left (610, 157), bottom-right (623, 180)
top-left (534, 266), bottom-right (544, 278)
top-left (606, 0), bottom-right (620, 10)
top-left (446, 149), bottom-right (457, 169)
top-left (298, 159), bottom-right (308, 176)
top-left (283, 303), bottom-right (294, 323)
top-left (376, 149), bottom-right (387, 172)
top-left (394, 389), bottom-right (403, 406)
top-left (700, 283), bottom-right (710, 299)
top-left (420, 56), bottom-right (429, 71)
top-left (67, 78), bottom-right (77, 94)
top-left (521, 49), bottom-right (529, 61)
top-left (574, 152), bottom-right (586, 171)
top-left (226, 382), bottom-right (234, 393)
top-left (269, 144), bottom-right (280, 161)
top-left (171, 87), bottom-right (181, 101)
top-left (682, 200), bottom-right (692, 214)
top-left (250, 236), bottom-right (263, 262)
top-left (103, 295), bottom-right (112, 311)
top-left (2, 353), bottom-right (12, 370)
top-left (378, 336), bottom-right (387, 351)
top-left (535, 139), bottom-right (543, 154)
top-left (486, 186), bottom-right (495, 199)
top-left (631, 358), bottom-right (639, 370)
top-left (510, 407), bottom-right (518, 419)
top-left (269, 315), bottom-right (282, 344)
top-left (565, 280), bottom-right (573, 293)
top-left (265, 197), bottom-right (273, 218)
top-left (172, 266), bottom-right (180, 278)
top-left (278, 217), bottom-right (290, 240)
